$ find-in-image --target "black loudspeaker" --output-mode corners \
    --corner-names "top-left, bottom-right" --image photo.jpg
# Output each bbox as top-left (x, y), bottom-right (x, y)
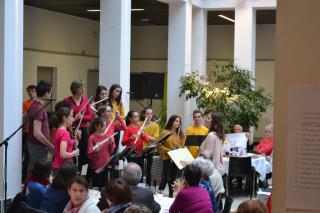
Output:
top-left (130, 72), bottom-right (164, 99)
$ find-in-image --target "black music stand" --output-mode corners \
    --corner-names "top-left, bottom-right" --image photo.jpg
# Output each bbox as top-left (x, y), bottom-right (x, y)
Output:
top-left (185, 135), bottom-right (206, 147)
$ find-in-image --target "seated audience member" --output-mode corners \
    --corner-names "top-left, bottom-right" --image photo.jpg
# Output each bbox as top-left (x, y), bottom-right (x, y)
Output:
top-left (124, 204), bottom-right (152, 213)
top-left (255, 124), bottom-right (273, 156)
top-left (103, 178), bottom-right (132, 213)
top-left (233, 124), bottom-right (253, 151)
top-left (169, 164), bottom-right (213, 213)
top-left (123, 163), bottom-right (161, 213)
top-left (63, 176), bottom-right (100, 213)
top-left (199, 151), bottom-right (225, 196)
top-left (192, 157), bottom-right (220, 213)
top-left (25, 159), bottom-right (52, 209)
top-left (40, 163), bottom-right (77, 213)
top-left (236, 199), bottom-right (267, 213)
top-left (7, 192), bottom-right (46, 213)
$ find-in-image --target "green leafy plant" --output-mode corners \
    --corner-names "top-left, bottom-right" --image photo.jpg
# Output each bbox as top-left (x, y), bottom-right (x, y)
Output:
top-left (179, 62), bottom-right (273, 132)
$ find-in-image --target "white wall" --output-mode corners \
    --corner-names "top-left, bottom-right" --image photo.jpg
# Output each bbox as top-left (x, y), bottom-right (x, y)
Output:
top-left (24, 6), bottom-right (275, 136)
top-left (24, 6), bottom-right (99, 101)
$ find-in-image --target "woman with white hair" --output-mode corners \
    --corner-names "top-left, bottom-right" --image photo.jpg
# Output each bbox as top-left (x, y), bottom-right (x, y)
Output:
top-left (191, 157), bottom-right (220, 213)
top-left (255, 124), bottom-right (273, 156)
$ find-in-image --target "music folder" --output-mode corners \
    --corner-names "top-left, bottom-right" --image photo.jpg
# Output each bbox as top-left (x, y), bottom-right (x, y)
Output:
top-left (185, 135), bottom-right (207, 146)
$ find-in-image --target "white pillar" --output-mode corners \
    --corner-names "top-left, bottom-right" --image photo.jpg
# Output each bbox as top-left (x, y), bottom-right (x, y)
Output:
top-left (234, 1), bottom-right (256, 76)
top-left (167, 0), bottom-right (192, 129)
top-left (99, 0), bottom-right (131, 112)
top-left (0, 0), bottom-right (24, 203)
top-left (189, 7), bottom-right (207, 126)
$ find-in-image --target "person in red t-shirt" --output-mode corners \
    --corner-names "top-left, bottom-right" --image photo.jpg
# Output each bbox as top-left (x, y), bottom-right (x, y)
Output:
top-left (122, 111), bottom-right (150, 174)
top-left (22, 84), bottom-right (37, 182)
top-left (96, 105), bottom-right (127, 134)
top-left (87, 117), bottom-right (115, 189)
top-left (52, 107), bottom-right (79, 175)
top-left (255, 124), bottom-right (273, 156)
top-left (64, 80), bottom-right (93, 169)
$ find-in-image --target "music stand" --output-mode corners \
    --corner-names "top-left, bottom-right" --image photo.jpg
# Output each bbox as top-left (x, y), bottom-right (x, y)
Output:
top-left (185, 135), bottom-right (206, 147)
top-left (151, 132), bottom-right (174, 146)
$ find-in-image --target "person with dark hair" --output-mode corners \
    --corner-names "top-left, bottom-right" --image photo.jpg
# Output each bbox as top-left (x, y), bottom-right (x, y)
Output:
top-left (28, 80), bottom-right (53, 170)
top-left (40, 163), bottom-right (77, 213)
top-left (103, 178), bottom-right (132, 213)
top-left (109, 84), bottom-right (125, 153)
top-left (87, 116), bottom-right (115, 189)
top-left (139, 107), bottom-right (159, 186)
top-left (186, 109), bottom-right (208, 158)
top-left (123, 111), bottom-right (150, 171)
top-left (64, 80), bottom-right (93, 171)
top-left (200, 112), bottom-right (225, 175)
top-left (236, 199), bottom-right (267, 213)
top-left (92, 85), bottom-right (108, 111)
top-left (25, 159), bottom-right (52, 209)
top-left (124, 204), bottom-right (152, 213)
top-left (158, 115), bottom-right (185, 197)
top-left (22, 84), bottom-right (37, 182)
top-left (97, 163), bottom-right (160, 212)
top-left (96, 105), bottom-right (127, 135)
top-left (52, 107), bottom-right (79, 174)
top-left (64, 176), bottom-right (100, 213)
top-left (169, 164), bottom-right (213, 213)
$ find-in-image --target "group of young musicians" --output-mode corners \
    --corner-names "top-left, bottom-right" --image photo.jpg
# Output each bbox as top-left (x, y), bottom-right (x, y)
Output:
top-left (23, 80), bottom-right (209, 196)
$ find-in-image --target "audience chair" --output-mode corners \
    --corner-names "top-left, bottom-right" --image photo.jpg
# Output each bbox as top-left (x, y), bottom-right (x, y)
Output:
top-left (226, 156), bottom-right (255, 199)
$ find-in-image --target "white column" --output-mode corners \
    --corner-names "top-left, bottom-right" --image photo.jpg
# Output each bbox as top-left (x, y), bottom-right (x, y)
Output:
top-left (99, 0), bottom-right (131, 112)
top-left (0, 0), bottom-right (24, 202)
top-left (167, 0), bottom-right (192, 129)
top-left (234, 1), bottom-right (256, 76)
top-left (188, 7), bottom-right (207, 126)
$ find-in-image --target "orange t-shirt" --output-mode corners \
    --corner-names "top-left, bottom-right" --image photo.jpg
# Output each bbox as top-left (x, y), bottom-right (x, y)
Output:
top-left (22, 99), bottom-right (33, 133)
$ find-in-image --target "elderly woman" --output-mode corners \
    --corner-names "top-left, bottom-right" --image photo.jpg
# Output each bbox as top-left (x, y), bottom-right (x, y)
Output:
top-left (170, 165), bottom-right (213, 213)
top-left (255, 124), bottom-right (273, 156)
top-left (192, 157), bottom-right (220, 213)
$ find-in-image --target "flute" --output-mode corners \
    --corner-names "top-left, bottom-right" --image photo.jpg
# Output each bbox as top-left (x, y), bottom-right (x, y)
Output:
top-left (104, 117), bottom-right (115, 135)
top-left (133, 117), bottom-right (148, 145)
top-left (174, 125), bottom-right (181, 150)
top-left (93, 132), bottom-right (118, 151)
top-left (73, 112), bottom-right (85, 169)
top-left (91, 97), bottom-right (109, 106)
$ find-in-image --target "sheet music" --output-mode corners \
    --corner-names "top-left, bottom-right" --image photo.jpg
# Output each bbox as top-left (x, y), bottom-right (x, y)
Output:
top-left (167, 147), bottom-right (194, 169)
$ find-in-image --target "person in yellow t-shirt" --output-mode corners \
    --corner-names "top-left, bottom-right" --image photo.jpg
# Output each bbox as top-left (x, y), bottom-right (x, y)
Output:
top-left (186, 109), bottom-right (208, 158)
top-left (139, 107), bottom-right (159, 186)
top-left (108, 84), bottom-right (126, 153)
top-left (158, 115), bottom-right (185, 197)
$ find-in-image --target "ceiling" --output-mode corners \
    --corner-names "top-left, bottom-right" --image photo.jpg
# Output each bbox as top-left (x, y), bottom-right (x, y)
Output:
top-left (24, 0), bottom-right (276, 26)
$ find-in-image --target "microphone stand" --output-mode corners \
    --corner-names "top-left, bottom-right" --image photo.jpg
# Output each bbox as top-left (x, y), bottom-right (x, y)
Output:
top-left (0, 99), bottom-right (53, 211)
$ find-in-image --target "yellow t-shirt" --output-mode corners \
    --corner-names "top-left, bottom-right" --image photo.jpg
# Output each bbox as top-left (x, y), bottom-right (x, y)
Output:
top-left (111, 100), bottom-right (125, 119)
top-left (139, 121), bottom-right (159, 148)
top-left (157, 130), bottom-right (185, 160)
top-left (186, 125), bottom-right (208, 158)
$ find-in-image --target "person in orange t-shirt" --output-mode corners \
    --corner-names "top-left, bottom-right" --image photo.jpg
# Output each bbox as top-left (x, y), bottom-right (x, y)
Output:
top-left (22, 85), bottom-right (37, 182)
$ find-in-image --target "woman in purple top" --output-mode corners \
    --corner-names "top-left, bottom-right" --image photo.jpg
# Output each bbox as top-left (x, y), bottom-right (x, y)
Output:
top-left (169, 164), bottom-right (213, 213)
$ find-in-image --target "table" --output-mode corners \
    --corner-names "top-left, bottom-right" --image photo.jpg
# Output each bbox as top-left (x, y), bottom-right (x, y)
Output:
top-left (223, 153), bottom-right (272, 181)
top-left (154, 193), bottom-right (174, 213)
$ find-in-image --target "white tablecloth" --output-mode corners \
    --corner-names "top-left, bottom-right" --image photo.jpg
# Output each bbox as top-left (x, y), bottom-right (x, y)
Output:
top-left (223, 153), bottom-right (272, 181)
top-left (154, 194), bottom-right (174, 213)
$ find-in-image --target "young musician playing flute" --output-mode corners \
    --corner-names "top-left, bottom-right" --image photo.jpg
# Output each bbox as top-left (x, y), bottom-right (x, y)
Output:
top-left (122, 111), bottom-right (150, 174)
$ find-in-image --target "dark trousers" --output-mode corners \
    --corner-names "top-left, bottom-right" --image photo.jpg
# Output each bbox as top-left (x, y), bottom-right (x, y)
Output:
top-left (79, 128), bottom-right (91, 181)
top-left (112, 130), bottom-right (121, 155)
top-left (158, 159), bottom-right (178, 197)
top-left (92, 169), bottom-right (107, 190)
top-left (22, 132), bottom-right (29, 182)
top-left (145, 154), bottom-right (154, 186)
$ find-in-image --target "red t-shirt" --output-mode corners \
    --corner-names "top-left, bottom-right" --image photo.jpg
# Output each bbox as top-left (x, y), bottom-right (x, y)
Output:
top-left (28, 100), bottom-right (50, 145)
top-left (52, 128), bottom-right (74, 169)
top-left (122, 125), bottom-right (150, 152)
top-left (64, 96), bottom-right (92, 129)
top-left (87, 133), bottom-right (115, 170)
top-left (255, 138), bottom-right (273, 156)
